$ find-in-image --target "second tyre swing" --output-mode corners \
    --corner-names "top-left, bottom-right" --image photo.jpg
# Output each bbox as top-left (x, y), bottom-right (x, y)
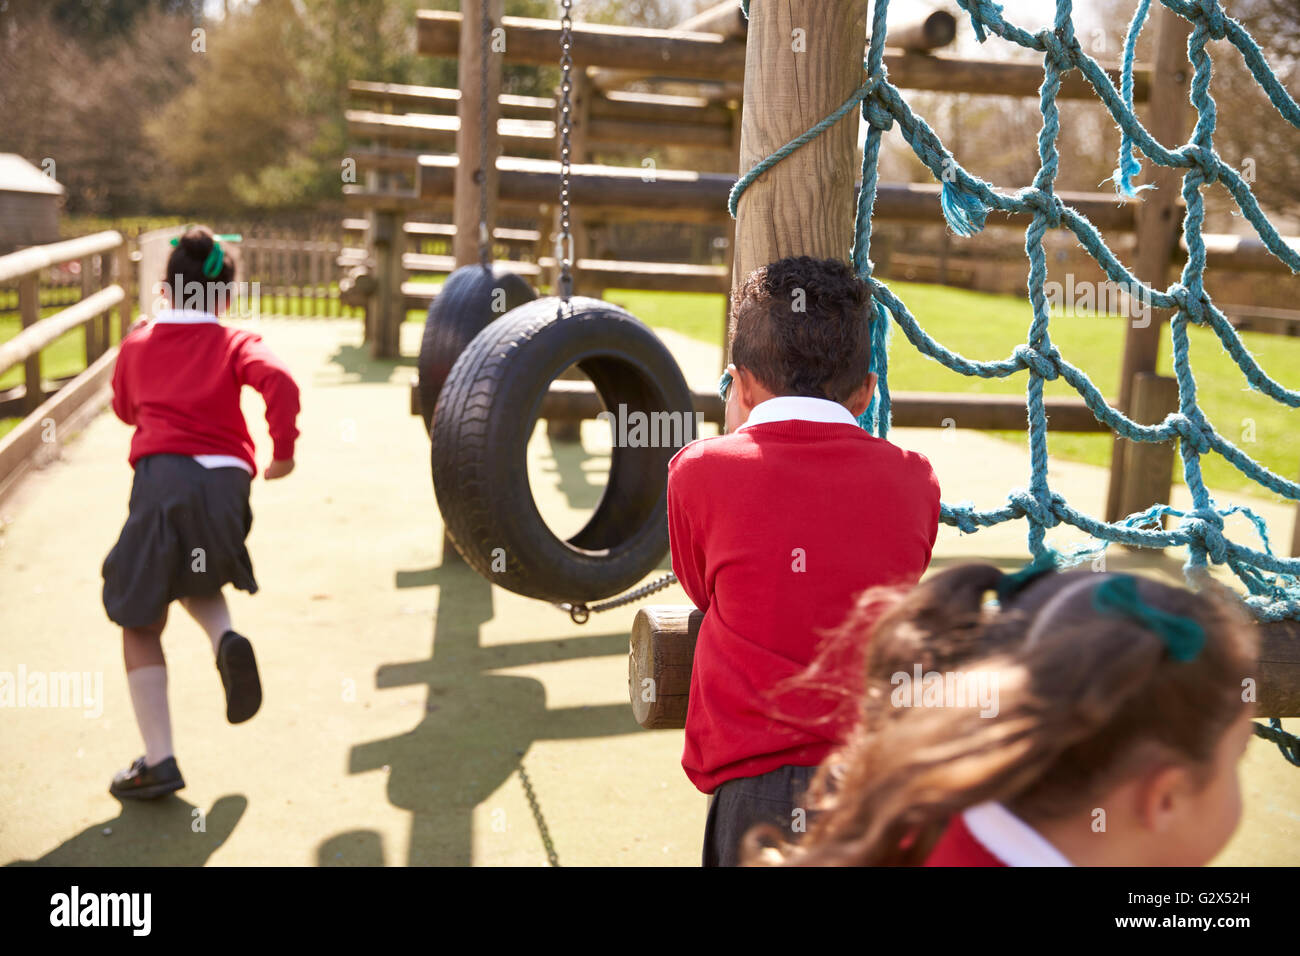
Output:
top-left (431, 0), bottom-right (694, 612)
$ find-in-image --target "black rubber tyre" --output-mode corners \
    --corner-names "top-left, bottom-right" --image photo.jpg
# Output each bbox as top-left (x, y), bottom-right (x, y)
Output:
top-left (416, 263), bottom-right (536, 431)
top-left (431, 296), bottom-right (694, 603)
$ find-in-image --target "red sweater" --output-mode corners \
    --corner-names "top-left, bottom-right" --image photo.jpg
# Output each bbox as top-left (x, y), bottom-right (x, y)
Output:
top-left (667, 418), bottom-right (940, 793)
top-left (924, 815), bottom-right (1008, 867)
top-left (111, 318), bottom-right (300, 473)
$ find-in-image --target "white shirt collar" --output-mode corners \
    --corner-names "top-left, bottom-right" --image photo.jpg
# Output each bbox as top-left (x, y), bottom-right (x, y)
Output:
top-left (736, 395), bottom-right (860, 431)
top-left (153, 308), bottom-right (220, 325)
top-left (962, 802), bottom-right (1074, 867)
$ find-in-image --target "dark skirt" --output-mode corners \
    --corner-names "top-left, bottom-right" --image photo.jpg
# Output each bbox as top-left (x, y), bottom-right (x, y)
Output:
top-left (102, 454), bottom-right (257, 628)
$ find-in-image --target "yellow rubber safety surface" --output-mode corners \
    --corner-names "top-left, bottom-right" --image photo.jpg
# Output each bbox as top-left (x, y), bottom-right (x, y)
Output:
top-left (0, 318), bottom-right (1295, 866)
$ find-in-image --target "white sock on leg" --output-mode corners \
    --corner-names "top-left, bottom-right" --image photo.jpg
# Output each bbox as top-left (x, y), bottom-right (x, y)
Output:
top-left (126, 665), bottom-right (173, 766)
top-left (181, 593), bottom-right (233, 655)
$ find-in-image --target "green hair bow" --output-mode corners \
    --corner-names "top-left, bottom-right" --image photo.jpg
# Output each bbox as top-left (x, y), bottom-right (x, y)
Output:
top-left (170, 232), bottom-right (242, 278)
top-left (1092, 574), bottom-right (1207, 662)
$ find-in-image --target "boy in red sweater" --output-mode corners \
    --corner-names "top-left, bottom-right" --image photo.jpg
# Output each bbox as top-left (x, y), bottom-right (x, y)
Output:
top-left (667, 256), bottom-right (940, 866)
top-left (102, 226), bottom-right (300, 799)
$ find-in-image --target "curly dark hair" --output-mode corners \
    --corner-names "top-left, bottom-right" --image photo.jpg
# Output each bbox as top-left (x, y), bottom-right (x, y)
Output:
top-left (729, 256), bottom-right (873, 404)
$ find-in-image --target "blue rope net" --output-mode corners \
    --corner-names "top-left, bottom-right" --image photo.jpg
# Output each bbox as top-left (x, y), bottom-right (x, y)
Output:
top-left (736, 0), bottom-right (1300, 624)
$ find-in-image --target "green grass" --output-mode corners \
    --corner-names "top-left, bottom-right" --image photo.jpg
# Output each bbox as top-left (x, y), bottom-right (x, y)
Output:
top-left (6, 279), bottom-right (1296, 498)
top-left (611, 281), bottom-right (1300, 499)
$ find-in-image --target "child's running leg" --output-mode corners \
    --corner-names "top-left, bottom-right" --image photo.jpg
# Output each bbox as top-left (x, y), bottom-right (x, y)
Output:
top-left (182, 591), bottom-right (262, 725)
top-left (112, 610), bottom-right (185, 799)
top-left (179, 592), bottom-right (233, 655)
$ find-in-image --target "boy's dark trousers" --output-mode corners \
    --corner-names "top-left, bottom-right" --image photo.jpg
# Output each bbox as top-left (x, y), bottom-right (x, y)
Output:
top-left (702, 764), bottom-right (818, 867)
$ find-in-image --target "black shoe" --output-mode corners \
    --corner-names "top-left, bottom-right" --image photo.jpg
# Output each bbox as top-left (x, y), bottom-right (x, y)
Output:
top-left (109, 755), bottom-right (185, 800)
top-left (217, 630), bottom-right (262, 724)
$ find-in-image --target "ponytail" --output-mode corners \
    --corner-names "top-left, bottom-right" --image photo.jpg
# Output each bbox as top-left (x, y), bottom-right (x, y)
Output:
top-left (747, 564), bottom-right (1257, 866)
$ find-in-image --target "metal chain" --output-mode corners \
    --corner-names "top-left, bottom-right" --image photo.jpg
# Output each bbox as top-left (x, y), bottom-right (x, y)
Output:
top-left (477, 0), bottom-right (492, 268)
top-left (554, 571), bottom-right (679, 625)
top-left (555, 0), bottom-right (575, 302)
top-left (517, 761), bottom-right (559, 866)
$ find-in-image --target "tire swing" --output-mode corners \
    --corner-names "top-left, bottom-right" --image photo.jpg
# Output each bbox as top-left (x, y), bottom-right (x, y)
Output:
top-left (431, 0), bottom-right (693, 611)
top-left (415, 0), bottom-right (536, 432)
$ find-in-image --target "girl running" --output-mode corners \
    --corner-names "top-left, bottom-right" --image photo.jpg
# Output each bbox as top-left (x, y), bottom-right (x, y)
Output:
top-left (102, 226), bottom-right (300, 799)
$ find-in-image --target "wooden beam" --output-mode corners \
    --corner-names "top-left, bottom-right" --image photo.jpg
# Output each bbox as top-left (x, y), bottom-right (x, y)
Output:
top-left (1106, 7), bottom-right (1192, 522)
top-left (0, 286), bottom-right (124, 379)
top-left (0, 231), bottom-right (122, 284)
top-left (418, 11), bottom-right (747, 80)
top-left (417, 12), bottom-right (1150, 102)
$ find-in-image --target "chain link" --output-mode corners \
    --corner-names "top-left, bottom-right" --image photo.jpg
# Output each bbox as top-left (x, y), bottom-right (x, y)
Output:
top-left (477, 0), bottom-right (492, 268)
top-left (517, 760), bottom-right (559, 866)
top-left (556, 0), bottom-right (575, 302)
top-left (554, 571), bottom-right (679, 624)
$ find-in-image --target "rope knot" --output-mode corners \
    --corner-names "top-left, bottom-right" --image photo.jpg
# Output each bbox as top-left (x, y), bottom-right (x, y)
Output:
top-left (1179, 144), bottom-right (1222, 185)
top-left (1018, 187), bottom-right (1065, 228)
top-left (1013, 343), bottom-right (1060, 380)
top-left (1037, 28), bottom-right (1076, 73)
top-left (1009, 488), bottom-right (1063, 529)
top-left (1167, 411), bottom-right (1212, 454)
top-left (1167, 281), bottom-right (1211, 325)
top-left (862, 89), bottom-right (895, 132)
top-left (1180, 507), bottom-right (1228, 563)
top-left (1199, 0), bottom-right (1229, 40)
top-left (947, 502), bottom-right (981, 534)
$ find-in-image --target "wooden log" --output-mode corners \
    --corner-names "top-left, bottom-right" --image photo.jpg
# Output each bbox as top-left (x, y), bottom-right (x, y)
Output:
top-left (1106, 7), bottom-right (1192, 522)
top-left (884, 9), bottom-right (957, 52)
top-left (731, 0), bottom-right (869, 354)
top-left (628, 607), bottom-right (1300, 729)
top-left (629, 605), bottom-right (703, 729)
top-left (1115, 372), bottom-right (1180, 540)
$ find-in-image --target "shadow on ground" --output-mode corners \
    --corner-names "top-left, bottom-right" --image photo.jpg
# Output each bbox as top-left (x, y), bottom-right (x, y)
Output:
top-left (6, 795), bottom-right (247, 866)
top-left (326, 342), bottom-right (418, 384)
top-left (344, 519), bottom-right (641, 865)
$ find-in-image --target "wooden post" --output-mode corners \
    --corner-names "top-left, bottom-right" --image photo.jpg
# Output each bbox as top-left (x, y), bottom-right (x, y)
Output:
top-left (1116, 372), bottom-right (1180, 538)
top-left (728, 0), bottom-right (869, 358)
top-left (1291, 467), bottom-right (1300, 558)
top-left (116, 242), bottom-right (132, 341)
top-left (1105, 6), bottom-right (1192, 522)
top-left (454, 0), bottom-right (504, 269)
top-left (18, 274), bottom-right (41, 414)
top-left (80, 254), bottom-right (98, 364)
top-left (370, 208), bottom-right (403, 359)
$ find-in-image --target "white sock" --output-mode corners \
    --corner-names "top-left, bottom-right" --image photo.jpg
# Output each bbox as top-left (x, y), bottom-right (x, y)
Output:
top-left (126, 666), bottom-right (173, 766)
top-left (181, 593), bottom-right (233, 655)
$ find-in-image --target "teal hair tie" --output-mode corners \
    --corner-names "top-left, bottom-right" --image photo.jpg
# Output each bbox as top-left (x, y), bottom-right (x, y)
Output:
top-left (995, 548), bottom-right (1059, 604)
top-left (718, 369), bottom-right (732, 402)
top-left (1092, 575), bottom-right (1207, 662)
top-left (170, 233), bottom-right (241, 278)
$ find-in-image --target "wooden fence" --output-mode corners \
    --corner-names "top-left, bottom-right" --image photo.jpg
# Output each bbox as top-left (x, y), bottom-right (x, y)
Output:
top-left (0, 231), bottom-right (130, 502)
